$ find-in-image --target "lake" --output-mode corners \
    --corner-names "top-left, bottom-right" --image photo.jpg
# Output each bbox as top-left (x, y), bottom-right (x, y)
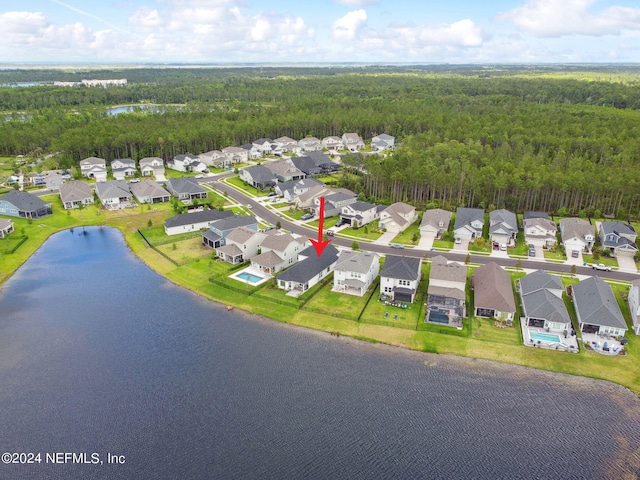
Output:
top-left (1, 227), bottom-right (639, 479)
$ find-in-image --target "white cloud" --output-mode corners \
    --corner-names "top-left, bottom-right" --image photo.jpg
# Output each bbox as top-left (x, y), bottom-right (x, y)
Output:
top-left (499, 0), bottom-right (640, 37)
top-left (333, 0), bottom-right (377, 7)
top-left (1, 11), bottom-right (47, 34)
top-left (332, 9), bottom-right (368, 41)
top-left (129, 7), bottom-right (164, 30)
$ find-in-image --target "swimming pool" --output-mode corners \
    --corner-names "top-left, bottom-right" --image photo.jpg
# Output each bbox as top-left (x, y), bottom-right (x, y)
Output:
top-left (235, 272), bottom-right (264, 284)
top-left (530, 332), bottom-right (561, 343)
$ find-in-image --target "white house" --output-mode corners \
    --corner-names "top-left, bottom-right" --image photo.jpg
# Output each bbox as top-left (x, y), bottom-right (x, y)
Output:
top-left (523, 217), bottom-right (557, 247)
top-left (139, 157), bottom-right (165, 178)
top-left (111, 158), bottom-right (137, 180)
top-left (420, 209), bottom-right (452, 239)
top-left (629, 279), bottom-right (640, 335)
top-left (167, 154), bottom-right (199, 172)
top-left (215, 227), bottom-right (268, 265)
top-left (340, 201), bottom-right (379, 229)
top-left (573, 276), bottom-right (627, 337)
top-left (222, 146), bottom-right (249, 164)
top-left (0, 218), bottom-right (15, 238)
top-left (519, 270), bottom-right (572, 336)
top-left (298, 137), bottom-right (323, 152)
top-left (489, 209), bottom-right (518, 247)
top-left (560, 217), bottom-right (595, 254)
top-left (79, 157), bottom-right (107, 181)
top-left (333, 250), bottom-right (380, 296)
top-left (454, 207), bottom-right (484, 241)
top-left (199, 150), bottom-right (227, 167)
top-left (322, 136), bottom-right (343, 152)
top-left (94, 180), bottom-right (132, 207)
top-left (342, 133), bottom-right (365, 152)
top-left (371, 133), bottom-right (395, 151)
top-left (250, 234), bottom-right (308, 276)
top-left (59, 181), bottom-right (94, 209)
top-left (378, 202), bottom-right (418, 234)
top-left (277, 244), bottom-right (339, 294)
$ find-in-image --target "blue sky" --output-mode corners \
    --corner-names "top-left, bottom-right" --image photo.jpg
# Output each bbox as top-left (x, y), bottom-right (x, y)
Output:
top-left (2, 0), bottom-right (640, 64)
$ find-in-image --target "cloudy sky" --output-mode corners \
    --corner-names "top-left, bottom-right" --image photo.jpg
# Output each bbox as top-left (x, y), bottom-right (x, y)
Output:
top-left (3, 0), bottom-right (640, 64)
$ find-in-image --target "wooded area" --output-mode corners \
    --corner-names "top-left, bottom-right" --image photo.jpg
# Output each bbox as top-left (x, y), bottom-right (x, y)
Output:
top-left (1, 65), bottom-right (639, 217)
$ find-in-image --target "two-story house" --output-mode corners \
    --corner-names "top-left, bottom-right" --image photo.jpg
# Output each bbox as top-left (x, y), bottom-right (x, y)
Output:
top-left (523, 215), bottom-right (557, 248)
top-left (222, 146), bottom-right (249, 164)
top-left (316, 189), bottom-right (357, 217)
top-left (199, 150), bottom-right (227, 167)
top-left (215, 227), bottom-right (269, 264)
top-left (167, 153), bottom-right (200, 172)
top-left (371, 133), bottom-right (395, 151)
top-left (333, 250), bottom-right (380, 296)
top-left (250, 233), bottom-right (308, 276)
top-left (202, 215), bottom-right (258, 248)
top-left (340, 201), bottom-right (379, 229)
top-left (598, 221), bottom-right (638, 257)
top-left (79, 156), bottom-right (107, 181)
top-left (425, 255), bottom-right (466, 327)
top-left (322, 136), bottom-right (343, 152)
top-left (139, 157), bottom-right (166, 178)
top-left (298, 137), bottom-right (323, 152)
top-left (342, 133), bottom-right (365, 152)
top-left (378, 202), bottom-right (418, 234)
top-left (379, 255), bottom-right (421, 303)
top-left (110, 158), bottom-right (137, 180)
top-left (629, 279), bottom-right (640, 335)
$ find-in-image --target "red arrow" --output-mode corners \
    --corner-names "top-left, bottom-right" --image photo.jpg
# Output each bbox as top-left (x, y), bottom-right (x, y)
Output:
top-left (309, 196), bottom-right (331, 257)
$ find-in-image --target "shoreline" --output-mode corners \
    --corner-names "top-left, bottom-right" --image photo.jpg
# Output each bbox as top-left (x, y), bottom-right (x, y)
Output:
top-left (3, 220), bottom-right (640, 396)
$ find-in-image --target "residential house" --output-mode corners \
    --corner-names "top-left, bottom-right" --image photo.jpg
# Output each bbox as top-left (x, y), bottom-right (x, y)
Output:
top-left (94, 180), bottom-right (132, 207)
top-left (215, 226), bottom-right (268, 264)
top-left (379, 255), bottom-right (421, 303)
top-left (519, 270), bottom-right (571, 335)
top-left (240, 165), bottom-right (277, 190)
top-left (379, 202), bottom-right (418, 234)
top-left (322, 136), bottom-right (343, 152)
top-left (371, 133), bottom-right (395, 152)
top-left (167, 153), bottom-right (199, 172)
top-left (165, 177), bottom-right (208, 203)
top-left (290, 156), bottom-right (323, 176)
top-left (252, 138), bottom-right (275, 155)
top-left (240, 143), bottom-right (263, 160)
top-left (425, 255), bottom-right (466, 326)
top-left (165, 209), bottom-right (234, 236)
top-left (275, 178), bottom-right (323, 203)
top-left (298, 137), bottom-right (323, 152)
top-left (573, 276), bottom-right (627, 337)
top-left (319, 189), bottom-right (357, 217)
top-left (307, 151), bottom-right (339, 173)
top-left (250, 233), bottom-right (307, 276)
top-left (139, 157), bottom-right (165, 178)
top-left (202, 215), bottom-right (258, 249)
top-left (454, 207), bottom-right (485, 241)
top-left (263, 159), bottom-right (306, 182)
top-left (420, 208), bottom-right (452, 239)
top-left (560, 217), bottom-right (595, 254)
top-left (294, 185), bottom-right (333, 210)
top-left (222, 146), bottom-right (249, 164)
top-left (342, 133), bottom-right (365, 152)
top-left (524, 216), bottom-right (557, 248)
top-left (333, 250), bottom-right (380, 296)
top-left (0, 218), bottom-right (15, 238)
top-left (629, 279), bottom-right (640, 335)
top-left (340, 201), bottom-right (379, 229)
top-left (489, 209), bottom-right (518, 247)
top-left (598, 221), bottom-right (638, 257)
top-left (199, 150), bottom-right (226, 167)
top-left (130, 180), bottom-right (171, 204)
top-left (472, 262), bottom-right (516, 321)
top-left (59, 181), bottom-right (94, 209)
top-left (277, 244), bottom-right (339, 294)
top-left (110, 158), bottom-right (137, 180)
top-left (79, 156), bottom-right (108, 181)
top-left (523, 211), bottom-right (551, 220)
top-left (0, 190), bottom-right (52, 219)
top-left (274, 136), bottom-right (302, 155)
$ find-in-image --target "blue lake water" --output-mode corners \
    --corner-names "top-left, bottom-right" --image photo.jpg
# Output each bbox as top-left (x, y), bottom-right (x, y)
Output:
top-left (1, 227), bottom-right (640, 479)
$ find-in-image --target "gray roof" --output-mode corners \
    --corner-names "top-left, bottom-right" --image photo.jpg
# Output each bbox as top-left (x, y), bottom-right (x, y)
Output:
top-left (454, 207), bottom-right (484, 230)
top-left (521, 288), bottom-right (571, 325)
top-left (381, 255), bottom-right (421, 281)
top-left (59, 181), bottom-right (93, 203)
top-left (130, 180), bottom-right (170, 199)
top-left (0, 218), bottom-right (13, 230)
top-left (111, 158), bottom-right (135, 167)
top-left (261, 233), bottom-right (298, 252)
top-left (347, 201), bottom-right (377, 212)
top-left (523, 211), bottom-right (550, 220)
top-left (335, 250), bottom-right (379, 274)
top-left (472, 262), bottom-right (516, 313)
top-left (252, 250), bottom-right (284, 268)
top-left (560, 217), bottom-right (594, 241)
top-left (94, 180), bottom-right (131, 200)
top-left (519, 270), bottom-right (563, 295)
top-left (243, 165), bottom-right (277, 184)
top-left (277, 244), bottom-right (339, 284)
top-left (420, 208), bottom-right (452, 230)
top-left (0, 190), bottom-right (50, 212)
top-left (210, 215), bottom-right (257, 233)
top-left (325, 191), bottom-right (356, 203)
top-left (166, 177), bottom-right (207, 195)
top-left (226, 226), bottom-right (263, 244)
top-left (429, 255), bottom-right (467, 284)
top-left (165, 209), bottom-right (233, 229)
top-left (489, 209), bottom-right (518, 235)
top-left (600, 222), bottom-right (636, 237)
top-left (80, 156), bottom-right (106, 167)
top-left (573, 276), bottom-right (627, 330)
top-left (139, 157), bottom-right (164, 167)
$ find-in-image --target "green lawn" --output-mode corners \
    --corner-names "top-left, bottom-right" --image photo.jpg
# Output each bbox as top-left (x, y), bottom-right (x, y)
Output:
top-left (359, 293), bottom-right (422, 330)
top-left (391, 221), bottom-right (421, 245)
top-left (225, 176), bottom-right (262, 197)
top-left (582, 254), bottom-right (618, 267)
top-left (139, 225), bottom-right (202, 246)
top-left (304, 286), bottom-right (371, 321)
top-left (432, 239), bottom-right (453, 249)
top-left (339, 221), bottom-right (383, 240)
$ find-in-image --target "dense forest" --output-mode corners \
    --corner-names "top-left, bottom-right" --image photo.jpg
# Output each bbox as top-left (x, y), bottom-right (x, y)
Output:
top-left (1, 65), bottom-right (640, 217)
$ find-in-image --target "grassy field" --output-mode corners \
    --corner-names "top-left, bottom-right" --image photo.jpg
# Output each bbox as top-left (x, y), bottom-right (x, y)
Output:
top-left (3, 191), bottom-right (640, 395)
top-left (391, 222), bottom-right (421, 245)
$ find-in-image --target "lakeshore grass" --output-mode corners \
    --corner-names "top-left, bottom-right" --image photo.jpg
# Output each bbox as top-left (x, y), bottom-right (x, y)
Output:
top-left (2, 199), bottom-right (640, 395)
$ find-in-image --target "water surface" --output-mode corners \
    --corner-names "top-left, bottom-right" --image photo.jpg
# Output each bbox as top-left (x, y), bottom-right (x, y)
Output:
top-left (1, 227), bottom-right (639, 479)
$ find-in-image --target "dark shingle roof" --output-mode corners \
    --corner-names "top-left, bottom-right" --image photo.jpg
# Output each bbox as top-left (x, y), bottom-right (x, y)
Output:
top-left (164, 209), bottom-right (233, 229)
top-left (210, 215), bottom-right (258, 233)
top-left (573, 276), bottom-right (627, 330)
top-left (277, 244), bottom-right (339, 284)
top-left (0, 190), bottom-right (49, 212)
top-left (166, 177), bottom-right (206, 195)
top-left (381, 255), bottom-right (421, 281)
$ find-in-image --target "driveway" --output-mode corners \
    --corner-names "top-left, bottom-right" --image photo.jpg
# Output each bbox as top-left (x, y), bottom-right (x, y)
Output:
top-left (617, 254), bottom-right (638, 273)
top-left (452, 238), bottom-right (470, 251)
top-left (565, 250), bottom-right (584, 266)
top-left (373, 230), bottom-right (397, 245)
top-left (417, 233), bottom-right (435, 251)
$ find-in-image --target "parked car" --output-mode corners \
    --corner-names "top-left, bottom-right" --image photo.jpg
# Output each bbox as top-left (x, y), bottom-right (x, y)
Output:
top-left (571, 250), bottom-right (579, 258)
top-left (391, 243), bottom-right (404, 249)
top-left (267, 192), bottom-right (277, 197)
top-left (592, 263), bottom-right (612, 271)
top-left (499, 244), bottom-right (507, 251)
top-left (301, 213), bottom-right (314, 221)
top-left (326, 230), bottom-right (334, 236)
top-left (455, 237), bottom-right (462, 244)
top-left (528, 248), bottom-right (536, 257)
